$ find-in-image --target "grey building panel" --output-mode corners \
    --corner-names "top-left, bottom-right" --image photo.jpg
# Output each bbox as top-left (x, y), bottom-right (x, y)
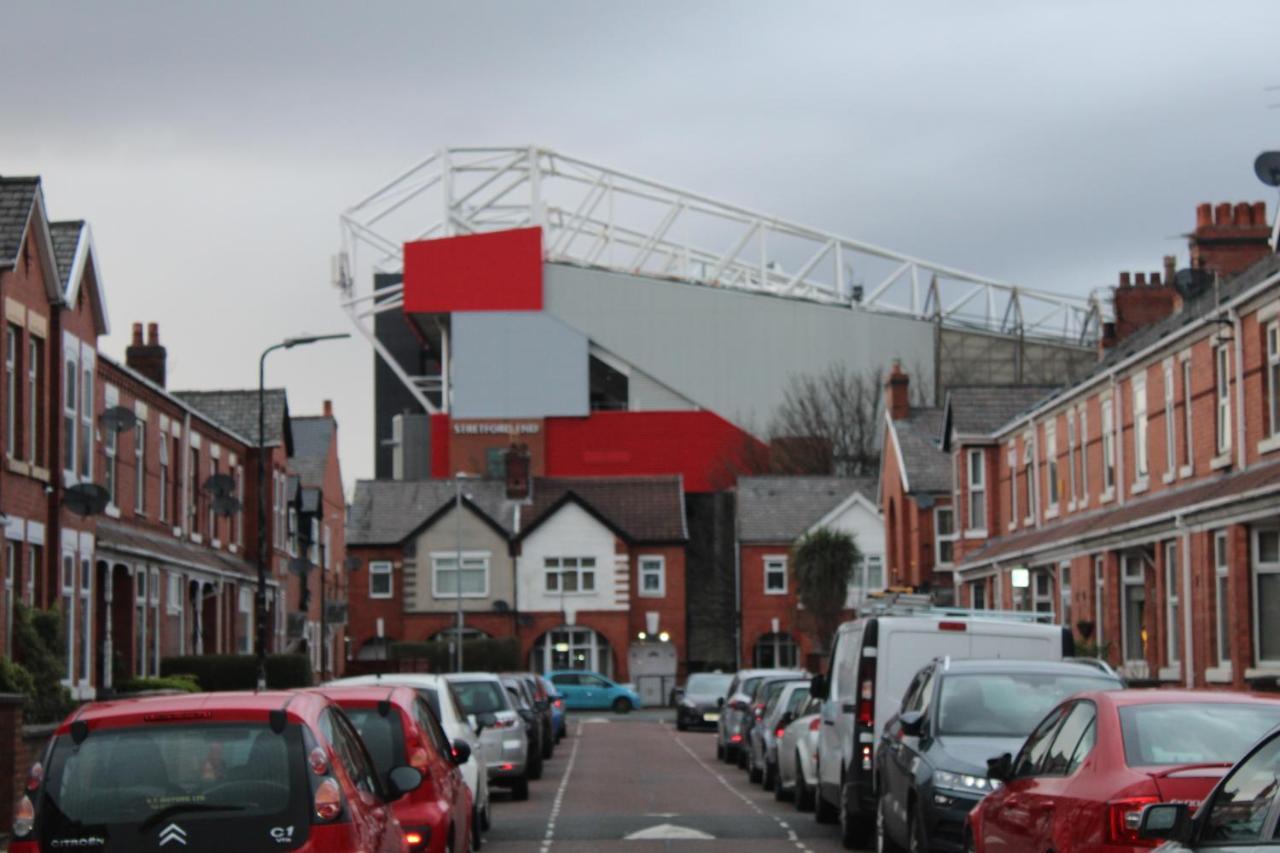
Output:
top-left (628, 369), bottom-right (695, 411)
top-left (543, 264), bottom-right (937, 432)
top-left (451, 311), bottom-right (588, 419)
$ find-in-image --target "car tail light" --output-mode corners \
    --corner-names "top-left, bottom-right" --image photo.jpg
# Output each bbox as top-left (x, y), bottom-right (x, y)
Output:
top-left (308, 747), bottom-right (329, 776)
top-left (408, 746), bottom-right (430, 773)
top-left (775, 726), bottom-right (786, 738)
top-left (730, 734), bottom-right (743, 743)
top-left (313, 777), bottom-right (343, 822)
top-left (24, 762), bottom-right (42, 793)
top-left (753, 704), bottom-right (765, 720)
top-left (1107, 796), bottom-right (1160, 846)
top-left (492, 717), bottom-right (518, 729)
top-left (861, 744), bottom-right (873, 771)
top-left (499, 763), bottom-right (515, 771)
top-left (938, 621), bottom-right (968, 632)
top-left (554, 699), bottom-right (564, 710)
top-left (404, 828), bottom-right (430, 849)
top-left (13, 793), bottom-right (34, 837)
top-left (809, 717), bottom-right (821, 732)
top-left (856, 668), bottom-right (875, 727)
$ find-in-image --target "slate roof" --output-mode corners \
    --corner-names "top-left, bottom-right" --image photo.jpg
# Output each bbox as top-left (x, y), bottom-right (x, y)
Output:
top-left (97, 518), bottom-right (256, 578)
top-left (0, 177), bottom-right (39, 267)
top-left (48, 220), bottom-right (83, 290)
top-left (290, 416), bottom-right (334, 488)
top-left (523, 476), bottom-right (687, 543)
top-left (174, 388), bottom-right (290, 448)
top-left (889, 408), bottom-right (951, 495)
top-left (737, 476), bottom-right (878, 543)
top-left (946, 385), bottom-right (1059, 439)
top-left (347, 479), bottom-right (517, 545)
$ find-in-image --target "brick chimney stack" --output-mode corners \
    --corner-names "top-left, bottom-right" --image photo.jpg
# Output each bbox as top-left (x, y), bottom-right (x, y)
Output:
top-left (1106, 267), bottom-right (1183, 351)
top-left (323, 400), bottom-right (333, 418)
top-left (126, 321), bottom-right (167, 387)
top-left (504, 442), bottom-right (531, 500)
top-left (886, 360), bottom-right (911, 420)
top-left (1190, 200), bottom-right (1271, 280)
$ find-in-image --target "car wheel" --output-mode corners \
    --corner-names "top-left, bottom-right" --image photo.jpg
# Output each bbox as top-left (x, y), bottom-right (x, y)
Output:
top-left (480, 801), bottom-right (491, 832)
top-left (748, 753), bottom-right (763, 785)
top-left (677, 717), bottom-right (688, 731)
top-left (511, 777), bottom-right (529, 801)
top-left (876, 796), bottom-right (905, 853)
top-left (813, 768), bottom-right (838, 824)
top-left (716, 741), bottom-right (725, 761)
top-left (612, 697), bottom-right (633, 714)
top-left (471, 805), bottom-right (484, 850)
top-left (542, 728), bottom-right (554, 760)
top-left (795, 761), bottom-right (815, 812)
top-left (907, 804), bottom-right (926, 853)
top-left (737, 746), bottom-right (748, 770)
top-left (963, 827), bottom-right (977, 853)
top-left (527, 752), bottom-right (543, 781)
top-left (840, 779), bottom-right (871, 849)
top-left (765, 760), bottom-right (781, 795)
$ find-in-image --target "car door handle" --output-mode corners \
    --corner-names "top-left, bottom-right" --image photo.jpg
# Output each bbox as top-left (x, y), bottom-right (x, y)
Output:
top-left (842, 703), bottom-right (856, 714)
top-left (822, 718), bottom-right (835, 726)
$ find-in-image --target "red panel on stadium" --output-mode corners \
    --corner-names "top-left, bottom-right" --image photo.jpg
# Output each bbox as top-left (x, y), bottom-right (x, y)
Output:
top-left (403, 227), bottom-right (543, 313)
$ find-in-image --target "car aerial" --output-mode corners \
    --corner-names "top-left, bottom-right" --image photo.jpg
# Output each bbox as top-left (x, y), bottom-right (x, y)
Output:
top-left (536, 674), bottom-right (567, 742)
top-left (1137, 723), bottom-right (1280, 849)
top-left (445, 673), bottom-right (531, 800)
top-left (675, 672), bottom-right (734, 731)
top-left (9, 690), bottom-right (415, 853)
top-left (966, 689), bottom-right (1280, 853)
top-left (314, 685), bottom-right (476, 853)
top-left (810, 608), bottom-right (1075, 848)
top-left (501, 672), bottom-right (556, 758)
top-left (324, 674), bottom-right (492, 839)
top-left (546, 669), bottom-right (642, 713)
top-left (758, 680), bottom-right (812, 792)
top-left (745, 677), bottom-right (809, 784)
top-left (717, 668), bottom-right (804, 764)
top-left (776, 694), bottom-right (823, 811)
top-left (875, 658), bottom-right (1123, 853)
top-left (499, 675), bottom-right (545, 780)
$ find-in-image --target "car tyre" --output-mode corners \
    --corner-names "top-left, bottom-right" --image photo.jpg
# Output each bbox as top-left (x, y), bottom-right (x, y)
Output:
top-left (876, 796), bottom-right (905, 853)
top-left (748, 753), bottom-right (763, 784)
top-left (763, 759), bottom-right (777, 791)
top-left (511, 777), bottom-right (530, 801)
top-left (795, 761), bottom-right (815, 812)
top-left (471, 805), bottom-right (484, 850)
top-left (612, 697), bottom-right (633, 714)
top-left (840, 780), bottom-right (871, 849)
top-left (737, 746), bottom-right (748, 770)
top-left (677, 716), bottom-right (688, 732)
top-left (542, 726), bottom-right (554, 760)
top-left (716, 740), bottom-right (726, 761)
top-left (527, 750), bottom-right (543, 781)
top-left (813, 769), bottom-right (839, 824)
top-left (907, 804), bottom-right (926, 853)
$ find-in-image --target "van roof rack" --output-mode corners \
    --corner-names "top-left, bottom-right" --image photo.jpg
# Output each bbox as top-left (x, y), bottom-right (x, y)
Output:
top-left (856, 591), bottom-right (1057, 624)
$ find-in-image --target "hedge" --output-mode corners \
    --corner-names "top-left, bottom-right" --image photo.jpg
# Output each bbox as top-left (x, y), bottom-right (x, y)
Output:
top-left (159, 654), bottom-right (313, 691)
top-left (116, 675), bottom-right (202, 694)
top-left (389, 637), bottom-right (521, 672)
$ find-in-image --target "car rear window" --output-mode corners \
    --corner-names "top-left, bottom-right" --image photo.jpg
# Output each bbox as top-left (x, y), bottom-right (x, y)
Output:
top-left (741, 677), bottom-right (762, 698)
top-left (1120, 703), bottom-right (1280, 767)
top-left (342, 706), bottom-right (406, 780)
top-left (685, 673), bottom-right (733, 699)
top-left (937, 672), bottom-right (1119, 737)
top-left (452, 680), bottom-right (509, 714)
top-left (37, 722), bottom-right (310, 851)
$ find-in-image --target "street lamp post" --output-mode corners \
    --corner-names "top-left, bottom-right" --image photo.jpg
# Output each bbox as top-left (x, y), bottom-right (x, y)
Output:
top-left (256, 332), bottom-right (349, 690)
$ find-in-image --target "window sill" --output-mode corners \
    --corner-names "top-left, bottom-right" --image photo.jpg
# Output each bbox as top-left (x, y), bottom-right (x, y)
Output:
top-left (1205, 665), bottom-right (1233, 684)
top-left (1179, 464), bottom-right (1193, 478)
top-left (212, 539), bottom-right (221, 549)
top-left (369, 593), bottom-right (394, 600)
top-left (1100, 489), bottom-right (1114, 504)
top-left (547, 590), bottom-right (601, 597)
top-left (1258, 434), bottom-right (1280, 456)
top-left (172, 526), bottom-right (183, 538)
top-left (6, 458), bottom-right (29, 476)
top-left (763, 589), bottom-right (789, 596)
top-left (1161, 471), bottom-right (1176, 485)
top-left (1157, 665), bottom-right (1182, 682)
top-left (637, 591), bottom-right (665, 598)
top-left (190, 533), bottom-right (203, 544)
top-left (963, 530), bottom-right (988, 540)
top-left (432, 592), bottom-right (490, 600)
top-left (1044, 508), bottom-right (1059, 520)
top-left (1210, 453), bottom-right (1232, 471)
top-left (30, 465), bottom-right (48, 483)
top-left (105, 505), bottom-right (121, 519)
top-left (1131, 479), bottom-right (1149, 495)
top-left (1244, 667), bottom-right (1280, 681)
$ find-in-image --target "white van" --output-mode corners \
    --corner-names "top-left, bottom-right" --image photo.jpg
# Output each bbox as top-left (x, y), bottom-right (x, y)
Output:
top-left (810, 607), bottom-right (1073, 847)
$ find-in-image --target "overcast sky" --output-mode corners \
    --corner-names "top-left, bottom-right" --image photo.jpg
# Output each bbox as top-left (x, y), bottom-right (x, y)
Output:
top-left (3, 1), bottom-right (1278, 489)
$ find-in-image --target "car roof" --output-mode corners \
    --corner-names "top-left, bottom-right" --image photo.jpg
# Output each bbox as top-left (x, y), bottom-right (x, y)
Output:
top-left (936, 659), bottom-right (1122, 677)
top-left (546, 669), bottom-right (607, 677)
top-left (1097, 689), bottom-right (1280, 708)
top-left (445, 672), bottom-right (502, 683)
top-left (737, 668), bottom-right (803, 678)
top-left (59, 691), bottom-right (327, 733)
top-left (325, 673), bottom-right (445, 689)
top-left (310, 685), bottom-right (419, 708)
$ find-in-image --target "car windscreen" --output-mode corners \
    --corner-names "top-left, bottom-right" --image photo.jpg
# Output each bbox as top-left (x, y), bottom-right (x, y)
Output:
top-left (1119, 703), bottom-right (1280, 767)
top-left (341, 706), bottom-right (407, 781)
top-left (685, 673), bottom-right (733, 700)
top-left (452, 680), bottom-right (510, 715)
top-left (36, 722), bottom-right (310, 852)
top-left (936, 673), bottom-right (1119, 737)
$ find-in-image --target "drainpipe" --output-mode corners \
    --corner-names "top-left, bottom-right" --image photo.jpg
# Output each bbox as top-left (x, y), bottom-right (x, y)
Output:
top-left (1174, 513), bottom-right (1195, 688)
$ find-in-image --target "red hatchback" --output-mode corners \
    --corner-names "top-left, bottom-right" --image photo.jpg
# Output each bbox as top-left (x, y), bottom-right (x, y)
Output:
top-left (966, 690), bottom-right (1280, 852)
top-left (315, 686), bottom-right (475, 853)
top-left (10, 691), bottom-right (413, 853)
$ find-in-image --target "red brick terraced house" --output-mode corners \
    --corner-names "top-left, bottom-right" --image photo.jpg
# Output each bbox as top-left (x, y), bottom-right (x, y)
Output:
top-left (951, 202), bottom-right (1280, 690)
top-left (736, 476), bottom-right (881, 671)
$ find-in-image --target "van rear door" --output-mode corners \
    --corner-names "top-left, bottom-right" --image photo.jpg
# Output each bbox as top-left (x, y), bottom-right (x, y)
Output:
top-left (875, 626), bottom-right (968, 743)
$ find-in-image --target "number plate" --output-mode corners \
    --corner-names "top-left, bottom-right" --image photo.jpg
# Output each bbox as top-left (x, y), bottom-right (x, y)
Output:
top-left (703, 712), bottom-right (720, 722)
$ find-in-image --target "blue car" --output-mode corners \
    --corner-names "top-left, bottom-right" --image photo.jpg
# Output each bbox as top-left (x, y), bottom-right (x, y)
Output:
top-left (536, 673), bottom-right (567, 740)
top-left (546, 670), bottom-right (643, 713)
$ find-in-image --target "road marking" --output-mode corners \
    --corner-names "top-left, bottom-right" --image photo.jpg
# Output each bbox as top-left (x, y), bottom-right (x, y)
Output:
top-left (539, 720), bottom-right (584, 853)
top-left (624, 823), bottom-right (715, 839)
top-left (671, 728), bottom-right (814, 853)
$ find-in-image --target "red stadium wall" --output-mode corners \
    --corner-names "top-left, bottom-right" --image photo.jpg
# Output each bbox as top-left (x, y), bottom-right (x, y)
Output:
top-left (403, 226), bottom-right (543, 313)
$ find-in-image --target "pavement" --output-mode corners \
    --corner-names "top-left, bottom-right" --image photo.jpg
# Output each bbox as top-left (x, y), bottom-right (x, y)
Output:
top-left (485, 709), bottom-right (865, 852)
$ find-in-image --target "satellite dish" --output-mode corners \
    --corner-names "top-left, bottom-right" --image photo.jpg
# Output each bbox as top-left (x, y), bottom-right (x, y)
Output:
top-left (63, 483), bottom-right (109, 517)
top-left (98, 406), bottom-right (138, 434)
top-left (492, 600), bottom-right (511, 613)
top-left (202, 473), bottom-right (236, 497)
top-left (212, 495), bottom-right (242, 517)
top-left (288, 557), bottom-right (313, 576)
top-left (1174, 268), bottom-right (1214, 299)
top-left (343, 556), bottom-right (362, 572)
top-left (1256, 151), bottom-right (1280, 187)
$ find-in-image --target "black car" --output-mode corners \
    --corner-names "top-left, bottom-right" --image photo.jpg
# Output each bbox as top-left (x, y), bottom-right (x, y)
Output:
top-left (501, 674), bottom-right (546, 780)
top-left (874, 658), bottom-right (1122, 852)
top-left (503, 671), bottom-right (556, 758)
top-left (739, 674), bottom-right (807, 772)
top-left (675, 672), bottom-right (734, 731)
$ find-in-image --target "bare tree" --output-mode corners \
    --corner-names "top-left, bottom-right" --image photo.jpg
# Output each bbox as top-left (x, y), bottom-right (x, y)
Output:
top-left (768, 363), bottom-right (883, 476)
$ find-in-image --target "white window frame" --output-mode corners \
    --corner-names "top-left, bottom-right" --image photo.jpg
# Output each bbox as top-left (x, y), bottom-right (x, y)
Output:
top-left (148, 567), bottom-right (159, 676)
top-left (935, 505), bottom-right (956, 566)
top-left (638, 555), bottom-right (666, 597)
top-left (104, 423), bottom-right (118, 508)
top-left (1267, 321), bottom-right (1280, 442)
top-left (1045, 422), bottom-right (1059, 515)
top-left (1215, 531), bottom-right (1230, 670)
top-left (5, 323), bottom-right (17, 459)
top-left (1252, 529), bottom-right (1280, 667)
top-left (134, 568), bottom-right (148, 677)
top-left (1023, 434), bottom-right (1035, 524)
top-left (158, 439), bottom-right (170, 522)
top-left (1181, 355), bottom-right (1194, 475)
top-left (207, 457), bottom-right (217, 544)
top-left (1101, 398), bottom-right (1115, 497)
top-left (1006, 443), bottom-right (1018, 529)
top-left (1093, 555), bottom-right (1105, 647)
top-left (431, 552), bottom-right (491, 599)
top-left (1066, 411), bottom-right (1077, 507)
top-left (369, 560), bottom-right (393, 599)
top-left (3, 542), bottom-right (14, 658)
top-left (1121, 555), bottom-right (1147, 670)
top-left (79, 557), bottom-right (92, 685)
top-left (1163, 360), bottom-right (1176, 480)
top-left (235, 466), bottom-right (244, 547)
top-left (134, 421), bottom-right (146, 514)
top-left (78, 357), bottom-right (93, 481)
top-left (966, 448), bottom-right (986, 533)
top-left (26, 336), bottom-right (38, 465)
top-left (1132, 374), bottom-right (1149, 482)
top-left (60, 553), bottom-right (74, 686)
top-left (544, 556), bottom-right (598, 594)
top-left (62, 348), bottom-right (78, 478)
top-left (238, 586), bottom-right (253, 655)
top-left (1078, 405), bottom-right (1089, 506)
top-left (763, 555), bottom-right (788, 595)
top-left (1164, 541), bottom-right (1180, 667)
top-left (167, 571), bottom-right (182, 615)
top-left (1216, 344), bottom-right (1232, 458)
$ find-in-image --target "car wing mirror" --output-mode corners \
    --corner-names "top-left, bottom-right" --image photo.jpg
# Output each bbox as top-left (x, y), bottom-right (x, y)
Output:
top-left (450, 739), bottom-right (473, 766)
top-left (468, 713), bottom-right (485, 735)
top-left (386, 766), bottom-right (423, 801)
top-left (779, 712), bottom-right (795, 728)
top-left (1138, 803), bottom-right (1192, 843)
top-left (716, 696), bottom-right (725, 708)
top-left (899, 710), bottom-right (925, 737)
top-left (986, 752), bottom-right (1013, 782)
top-left (810, 674), bottom-right (828, 700)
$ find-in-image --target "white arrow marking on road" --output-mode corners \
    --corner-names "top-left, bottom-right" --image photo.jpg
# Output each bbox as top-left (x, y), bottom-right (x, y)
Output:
top-left (159, 822), bottom-right (188, 846)
top-left (581, 717), bottom-right (611, 724)
top-left (624, 823), bottom-right (715, 840)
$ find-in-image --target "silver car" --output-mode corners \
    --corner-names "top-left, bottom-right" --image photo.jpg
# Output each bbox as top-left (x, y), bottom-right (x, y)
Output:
top-left (447, 673), bottom-right (531, 800)
top-left (753, 680), bottom-right (811, 791)
top-left (716, 668), bottom-right (804, 764)
top-left (775, 695), bottom-right (822, 811)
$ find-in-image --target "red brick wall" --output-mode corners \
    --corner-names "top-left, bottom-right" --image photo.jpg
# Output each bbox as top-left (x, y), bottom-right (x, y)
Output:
top-left (627, 544), bottom-right (686, 675)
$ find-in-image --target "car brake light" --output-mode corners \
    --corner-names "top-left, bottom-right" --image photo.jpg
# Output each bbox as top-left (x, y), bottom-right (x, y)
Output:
top-left (408, 746), bottom-right (430, 772)
top-left (1107, 796), bottom-right (1160, 846)
top-left (13, 793), bottom-right (34, 836)
top-left (500, 763), bottom-right (514, 771)
top-left (554, 699), bottom-right (564, 709)
top-left (775, 727), bottom-right (786, 738)
top-left (938, 621), bottom-right (967, 632)
top-left (308, 747), bottom-right (330, 776)
top-left (405, 829), bottom-right (429, 848)
top-left (24, 762), bottom-right (42, 792)
top-left (809, 717), bottom-right (821, 732)
top-left (313, 777), bottom-right (343, 822)
top-left (730, 734), bottom-right (743, 743)
top-left (493, 717), bottom-right (517, 729)
top-left (856, 650), bottom-right (877, 731)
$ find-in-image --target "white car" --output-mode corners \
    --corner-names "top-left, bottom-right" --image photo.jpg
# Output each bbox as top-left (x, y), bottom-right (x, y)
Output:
top-left (446, 673), bottom-right (531, 800)
top-left (323, 673), bottom-right (492, 836)
top-left (775, 697), bottom-right (822, 811)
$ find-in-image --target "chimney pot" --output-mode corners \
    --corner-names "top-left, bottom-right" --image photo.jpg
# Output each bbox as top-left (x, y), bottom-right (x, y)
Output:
top-left (1134, 272), bottom-right (1146, 287)
top-left (147, 322), bottom-right (159, 345)
top-left (323, 400), bottom-right (333, 418)
top-left (1196, 203), bottom-right (1212, 229)
top-left (131, 322), bottom-right (143, 346)
top-left (1150, 271), bottom-right (1161, 286)
top-left (127, 320), bottom-right (167, 387)
top-left (1119, 272), bottom-right (1131, 288)
top-left (1254, 201), bottom-right (1268, 226)
top-left (1234, 202), bottom-right (1250, 227)
top-left (1164, 255), bottom-right (1176, 284)
top-left (1215, 202), bottom-right (1232, 225)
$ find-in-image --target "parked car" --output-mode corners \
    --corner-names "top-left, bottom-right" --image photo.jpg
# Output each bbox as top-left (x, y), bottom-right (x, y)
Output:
top-left (746, 677), bottom-right (810, 783)
top-left (776, 695), bottom-right (823, 810)
top-left (675, 672), bottom-right (734, 731)
top-left (966, 690), bottom-right (1280, 853)
top-left (757, 680), bottom-right (813, 791)
top-left (717, 668), bottom-right (805, 763)
top-left (316, 685), bottom-right (476, 853)
top-left (325, 673), bottom-right (491, 838)
top-left (537, 674), bottom-right (567, 741)
top-left (1137, 723), bottom-right (1280, 848)
top-left (811, 610), bottom-right (1074, 847)
top-left (445, 673), bottom-right (530, 800)
top-left (875, 658), bottom-right (1122, 852)
top-left (8, 691), bottom-right (415, 853)
top-left (502, 672), bottom-right (556, 758)
top-left (546, 670), bottom-right (642, 713)
top-left (499, 675), bottom-right (545, 780)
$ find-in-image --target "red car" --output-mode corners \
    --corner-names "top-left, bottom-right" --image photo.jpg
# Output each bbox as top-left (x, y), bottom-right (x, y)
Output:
top-left (966, 690), bottom-right (1280, 852)
top-left (10, 691), bottom-right (415, 852)
top-left (315, 685), bottom-right (475, 852)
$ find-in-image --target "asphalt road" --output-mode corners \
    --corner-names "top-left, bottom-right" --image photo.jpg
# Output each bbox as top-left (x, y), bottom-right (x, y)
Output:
top-left (485, 709), bottom-right (865, 852)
